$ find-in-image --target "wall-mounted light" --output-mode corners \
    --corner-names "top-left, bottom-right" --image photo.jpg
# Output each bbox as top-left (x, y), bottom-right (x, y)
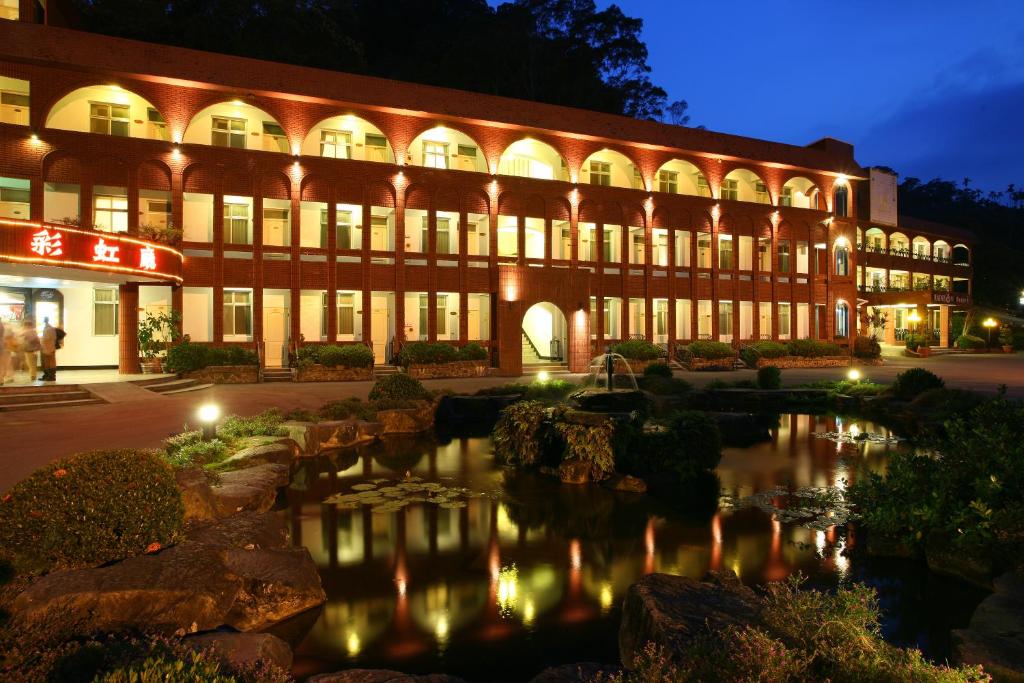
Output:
top-left (29, 132), bottom-right (40, 145)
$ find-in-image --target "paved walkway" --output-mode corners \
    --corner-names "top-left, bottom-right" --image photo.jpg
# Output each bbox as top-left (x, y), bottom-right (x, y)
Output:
top-left (0, 353), bottom-right (1021, 492)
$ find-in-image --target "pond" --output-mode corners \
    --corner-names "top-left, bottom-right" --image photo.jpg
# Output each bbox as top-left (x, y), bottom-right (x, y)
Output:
top-left (281, 414), bottom-right (987, 682)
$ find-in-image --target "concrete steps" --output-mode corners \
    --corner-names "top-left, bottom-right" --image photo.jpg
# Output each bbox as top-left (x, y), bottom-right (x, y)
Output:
top-left (0, 384), bottom-right (105, 412)
top-left (142, 377), bottom-right (214, 394)
top-left (373, 365), bottom-right (400, 377)
top-left (523, 362), bottom-right (571, 376)
top-left (261, 368), bottom-right (294, 383)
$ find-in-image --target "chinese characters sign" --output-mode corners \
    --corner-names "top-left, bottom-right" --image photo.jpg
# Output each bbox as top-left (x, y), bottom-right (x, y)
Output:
top-left (1, 219), bottom-right (182, 282)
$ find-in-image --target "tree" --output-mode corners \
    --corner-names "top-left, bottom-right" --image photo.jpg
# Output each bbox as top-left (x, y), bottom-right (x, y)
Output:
top-left (665, 99), bottom-right (692, 126)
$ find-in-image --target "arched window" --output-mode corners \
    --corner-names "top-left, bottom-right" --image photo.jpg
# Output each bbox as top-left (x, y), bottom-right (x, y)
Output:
top-left (302, 114), bottom-right (393, 163)
top-left (833, 184), bottom-right (849, 217)
top-left (781, 177), bottom-right (820, 209)
top-left (498, 139), bottom-right (569, 181)
top-left (835, 302), bottom-right (850, 338)
top-left (184, 100), bottom-right (288, 152)
top-left (655, 159), bottom-right (710, 197)
top-left (581, 149), bottom-right (641, 189)
top-left (721, 168), bottom-right (770, 204)
top-left (47, 85), bottom-right (168, 141)
top-left (835, 241), bottom-right (849, 276)
top-left (407, 126), bottom-right (487, 173)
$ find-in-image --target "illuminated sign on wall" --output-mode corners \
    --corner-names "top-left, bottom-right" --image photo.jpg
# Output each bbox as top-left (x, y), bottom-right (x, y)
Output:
top-left (0, 219), bottom-right (183, 282)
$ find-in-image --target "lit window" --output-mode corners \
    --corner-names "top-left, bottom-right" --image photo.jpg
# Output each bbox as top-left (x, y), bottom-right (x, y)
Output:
top-left (835, 244), bottom-right (849, 276)
top-left (212, 116), bottom-right (246, 149)
top-left (323, 292), bottom-right (355, 336)
top-left (320, 129), bottom-right (352, 159)
top-left (780, 186), bottom-right (792, 207)
top-left (89, 102), bottom-right (130, 137)
top-left (758, 237), bottom-right (771, 270)
top-left (223, 290), bottom-right (252, 336)
top-left (146, 108), bottom-right (168, 140)
top-left (93, 288), bottom-right (119, 336)
top-left (778, 240), bottom-right (791, 273)
top-left (263, 207), bottom-right (289, 246)
top-left (835, 303), bottom-right (849, 338)
top-left (718, 236), bottom-right (733, 269)
top-left (696, 175), bottom-right (711, 198)
top-left (778, 303), bottom-right (791, 337)
top-left (0, 0), bottom-right (19, 20)
top-left (720, 178), bottom-right (738, 201)
top-left (0, 90), bottom-right (30, 125)
top-left (223, 202), bottom-right (250, 244)
top-left (754, 182), bottom-right (770, 204)
top-left (365, 133), bottom-right (388, 162)
top-left (696, 232), bottom-right (712, 268)
top-left (262, 122), bottom-right (288, 153)
top-left (658, 170), bottom-right (678, 194)
top-left (321, 209), bottom-right (355, 249)
top-left (834, 185), bottom-right (849, 217)
top-left (589, 161), bottom-right (612, 186)
top-left (94, 194), bottom-right (128, 233)
top-left (423, 141), bottom-right (449, 169)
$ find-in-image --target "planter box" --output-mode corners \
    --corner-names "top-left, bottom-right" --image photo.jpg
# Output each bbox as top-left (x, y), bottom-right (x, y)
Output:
top-left (185, 364), bottom-right (259, 384)
top-left (684, 357), bottom-right (736, 371)
top-left (295, 364), bottom-right (373, 382)
top-left (611, 358), bottom-right (663, 374)
top-left (755, 355), bottom-right (851, 369)
top-left (406, 360), bottom-right (488, 379)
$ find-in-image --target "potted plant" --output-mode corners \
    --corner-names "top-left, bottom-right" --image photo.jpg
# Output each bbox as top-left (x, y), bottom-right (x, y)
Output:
top-left (999, 326), bottom-right (1015, 354)
top-left (138, 310), bottom-right (182, 373)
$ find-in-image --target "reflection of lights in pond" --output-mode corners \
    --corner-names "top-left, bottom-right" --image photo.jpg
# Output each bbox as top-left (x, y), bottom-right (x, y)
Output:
top-left (815, 530), bottom-right (827, 553)
top-left (599, 582), bottom-right (614, 612)
top-left (849, 424), bottom-right (861, 439)
top-left (834, 540), bottom-right (849, 579)
top-left (435, 612), bottom-right (450, 642)
top-left (569, 539), bottom-right (582, 570)
top-left (346, 630), bottom-right (361, 657)
top-left (497, 564), bottom-right (519, 616)
top-left (523, 598), bottom-right (536, 626)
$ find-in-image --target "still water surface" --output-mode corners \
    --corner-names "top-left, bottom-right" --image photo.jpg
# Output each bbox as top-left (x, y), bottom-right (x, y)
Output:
top-left (283, 414), bottom-right (986, 681)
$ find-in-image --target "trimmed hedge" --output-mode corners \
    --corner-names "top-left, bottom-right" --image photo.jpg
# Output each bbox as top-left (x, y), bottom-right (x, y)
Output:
top-left (680, 341), bottom-right (736, 360)
top-left (610, 339), bottom-right (663, 361)
top-left (397, 341), bottom-right (489, 367)
top-left (739, 341), bottom-right (788, 366)
top-left (297, 344), bottom-right (373, 368)
top-left (459, 342), bottom-right (489, 361)
top-left (785, 338), bottom-right (844, 357)
top-left (905, 334), bottom-right (929, 352)
top-left (164, 341), bottom-right (258, 374)
top-left (368, 373), bottom-right (430, 401)
top-left (0, 449), bottom-right (184, 574)
top-left (853, 335), bottom-right (881, 359)
top-left (757, 366), bottom-right (782, 390)
top-left (955, 334), bottom-right (986, 350)
top-left (643, 362), bottom-right (673, 378)
top-left (891, 368), bottom-right (944, 401)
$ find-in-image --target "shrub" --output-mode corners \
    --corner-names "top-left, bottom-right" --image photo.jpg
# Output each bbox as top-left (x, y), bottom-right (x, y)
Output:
top-left (739, 341), bottom-right (788, 367)
top-left (618, 411), bottom-right (721, 481)
top-left (318, 397), bottom-right (377, 421)
top-left (369, 398), bottom-right (417, 411)
top-left (641, 376), bottom-right (693, 396)
top-left (643, 362), bottom-right (673, 378)
top-left (610, 339), bottom-right (663, 361)
top-left (681, 341), bottom-right (736, 360)
top-left (891, 367), bottom-right (944, 401)
top-left (368, 373), bottom-right (430, 401)
top-left (458, 342), bottom-right (489, 361)
top-left (908, 388), bottom-right (987, 428)
top-left (853, 335), bottom-right (881, 359)
top-left (786, 338), bottom-right (843, 357)
top-left (397, 341), bottom-right (459, 367)
top-left (905, 333), bottom-right (929, 352)
top-left (525, 379), bottom-right (577, 402)
top-left (217, 409), bottom-right (287, 439)
top-left (164, 342), bottom-right (259, 374)
top-left (999, 326), bottom-right (1014, 347)
top-left (757, 366), bottom-right (782, 390)
top-left (0, 449), bottom-right (184, 574)
top-left (851, 398), bottom-right (1024, 566)
top-left (314, 344), bottom-right (374, 368)
top-left (164, 438), bottom-right (229, 468)
top-left (956, 333), bottom-right (986, 349)
top-left (493, 401), bottom-right (550, 467)
top-left (554, 416), bottom-right (617, 481)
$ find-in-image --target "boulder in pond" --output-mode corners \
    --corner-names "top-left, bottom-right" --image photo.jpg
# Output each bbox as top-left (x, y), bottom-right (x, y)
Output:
top-left (952, 572), bottom-right (1024, 681)
top-left (10, 512), bottom-right (325, 635)
top-left (221, 440), bottom-right (298, 469)
top-left (570, 389), bottom-right (647, 414)
top-left (210, 463), bottom-right (288, 517)
top-left (184, 630), bottom-right (293, 671)
top-left (308, 671), bottom-right (465, 683)
top-left (176, 467), bottom-right (220, 523)
top-left (618, 571), bottom-right (762, 670)
top-left (558, 458), bottom-right (591, 485)
top-left (377, 400), bottom-right (436, 434)
top-left (605, 474), bottom-right (647, 494)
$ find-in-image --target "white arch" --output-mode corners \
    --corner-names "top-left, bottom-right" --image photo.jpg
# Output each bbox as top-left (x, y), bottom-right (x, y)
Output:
top-left (408, 126), bottom-right (487, 173)
top-left (46, 85), bottom-right (168, 141)
top-left (522, 301), bottom-right (567, 363)
top-left (912, 235), bottom-right (931, 259)
top-left (781, 176), bottom-right (819, 209)
top-left (655, 159), bottom-right (709, 197)
top-left (498, 138), bottom-right (569, 181)
top-left (302, 114), bottom-right (393, 163)
top-left (581, 149), bottom-right (640, 189)
top-left (721, 168), bottom-right (770, 204)
top-left (183, 100), bottom-right (288, 152)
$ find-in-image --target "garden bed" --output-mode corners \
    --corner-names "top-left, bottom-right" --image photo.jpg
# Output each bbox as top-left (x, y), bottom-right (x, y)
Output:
top-left (684, 357), bottom-right (735, 371)
top-left (406, 360), bottom-right (488, 379)
top-left (755, 355), bottom-right (851, 369)
top-left (185, 364), bottom-right (259, 384)
top-left (295, 363), bottom-right (373, 382)
top-left (611, 358), bottom-right (663, 374)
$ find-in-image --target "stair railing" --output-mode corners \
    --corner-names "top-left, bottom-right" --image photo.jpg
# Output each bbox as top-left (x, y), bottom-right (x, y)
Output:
top-left (522, 328), bottom-right (564, 362)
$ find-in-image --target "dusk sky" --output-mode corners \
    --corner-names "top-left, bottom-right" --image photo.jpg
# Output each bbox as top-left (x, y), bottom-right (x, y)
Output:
top-left (602, 1), bottom-right (1024, 193)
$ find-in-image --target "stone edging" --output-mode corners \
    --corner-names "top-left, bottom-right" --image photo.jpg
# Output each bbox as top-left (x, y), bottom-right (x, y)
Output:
top-left (406, 360), bottom-right (488, 379)
top-left (755, 355), bottom-right (851, 369)
top-left (295, 364), bottom-right (373, 382)
top-left (185, 364), bottom-right (259, 383)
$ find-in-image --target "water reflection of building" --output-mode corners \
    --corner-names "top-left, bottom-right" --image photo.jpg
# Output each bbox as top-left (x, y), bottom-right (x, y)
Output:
top-left (290, 423), bottom-right (888, 671)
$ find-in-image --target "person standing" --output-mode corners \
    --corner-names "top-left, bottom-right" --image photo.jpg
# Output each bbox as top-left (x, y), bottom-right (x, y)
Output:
top-left (40, 317), bottom-right (59, 382)
top-left (20, 318), bottom-right (40, 383)
top-left (0, 319), bottom-right (9, 385)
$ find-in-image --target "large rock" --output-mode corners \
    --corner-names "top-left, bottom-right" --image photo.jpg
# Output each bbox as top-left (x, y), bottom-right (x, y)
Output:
top-left (952, 572), bottom-right (1024, 682)
top-left (570, 389), bottom-right (647, 414)
top-left (529, 663), bottom-right (622, 682)
top-left (185, 631), bottom-right (293, 671)
top-left (377, 400), bottom-right (437, 434)
top-left (176, 467), bottom-right (220, 523)
top-left (558, 458), bottom-right (590, 485)
top-left (11, 512), bottom-right (325, 635)
top-left (605, 474), bottom-right (647, 494)
top-left (308, 671), bottom-right (465, 683)
top-left (221, 439), bottom-right (298, 469)
top-left (211, 463), bottom-right (289, 517)
top-left (618, 571), bottom-right (762, 670)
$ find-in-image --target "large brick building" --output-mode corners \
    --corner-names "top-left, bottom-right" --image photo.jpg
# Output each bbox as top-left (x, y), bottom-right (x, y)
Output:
top-left (0, 6), bottom-right (973, 375)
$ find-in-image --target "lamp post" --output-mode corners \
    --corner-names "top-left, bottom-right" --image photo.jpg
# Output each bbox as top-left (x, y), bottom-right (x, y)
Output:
top-left (983, 317), bottom-right (997, 347)
top-left (198, 403), bottom-right (221, 441)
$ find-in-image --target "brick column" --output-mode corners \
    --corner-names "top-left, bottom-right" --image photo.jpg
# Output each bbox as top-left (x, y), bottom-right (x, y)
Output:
top-left (118, 283), bottom-right (140, 374)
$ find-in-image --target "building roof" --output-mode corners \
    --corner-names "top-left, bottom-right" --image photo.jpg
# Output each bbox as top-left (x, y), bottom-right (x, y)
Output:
top-left (897, 214), bottom-right (975, 243)
top-left (2, 21), bottom-right (864, 177)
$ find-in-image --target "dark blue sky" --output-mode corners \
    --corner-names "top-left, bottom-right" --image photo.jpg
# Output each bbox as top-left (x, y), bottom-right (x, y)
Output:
top-left (526, 1), bottom-right (1024, 192)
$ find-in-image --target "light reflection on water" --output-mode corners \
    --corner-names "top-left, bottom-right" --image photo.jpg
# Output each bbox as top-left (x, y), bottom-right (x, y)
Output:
top-left (284, 414), bottom-right (983, 682)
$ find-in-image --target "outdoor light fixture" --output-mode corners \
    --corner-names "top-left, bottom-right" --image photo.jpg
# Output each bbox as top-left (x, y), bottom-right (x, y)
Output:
top-left (29, 132), bottom-right (40, 144)
top-left (983, 317), bottom-right (998, 346)
top-left (537, 371), bottom-right (550, 382)
top-left (847, 369), bottom-right (861, 383)
top-left (198, 403), bottom-right (221, 440)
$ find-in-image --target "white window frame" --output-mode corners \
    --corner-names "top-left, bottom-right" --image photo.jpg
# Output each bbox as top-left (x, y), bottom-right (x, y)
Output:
top-left (212, 116), bottom-right (246, 149)
top-left (658, 170), bottom-right (678, 194)
top-left (223, 290), bottom-right (252, 336)
top-left (423, 141), bottom-right (449, 169)
top-left (89, 101), bottom-right (130, 137)
top-left (589, 160), bottom-right (612, 186)
top-left (93, 287), bottom-right (119, 336)
top-left (320, 129), bottom-right (352, 159)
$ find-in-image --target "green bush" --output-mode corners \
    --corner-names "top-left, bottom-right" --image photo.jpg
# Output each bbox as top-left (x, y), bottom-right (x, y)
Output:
top-left (618, 411), bottom-right (721, 481)
top-left (396, 341), bottom-right (459, 367)
top-left (739, 341), bottom-right (788, 367)
top-left (681, 341), bottom-right (736, 360)
top-left (956, 333), bottom-right (986, 349)
top-left (853, 335), bottom-right (881, 359)
top-left (525, 379), bottom-right (577, 402)
top-left (851, 398), bottom-right (1024, 566)
top-left (318, 397), bottom-right (377, 421)
top-left (164, 438), bottom-right (229, 468)
top-left (217, 409), bottom-right (287, 439)
top-left (640, 376), bottom-right (693, 396)
top-left (999, 326), bottom-right (1014, 347)
top-left (643, 362), bottom-right (673, 378)
top-left (493, 401), bottom-right (550, 467)
top-left (757, 366), bottom-right (782, 390)
top-left (891, 367), bottom-right (944, 401)
top-left (786, 338), bottom-right (843, 357)
top-left (164, 342), bottom-right (259, 374)
top-left (905, 333), bottom-right (929, 352)
top-left (554, 416), bottom-right (617, 481)
top-left (0, 450), bottom-right (184, 574)
top-left (313, 344), bottom-right (374, 368)
top-left (368, 373), bottom-right (430, 401)
top-left (907, 388), bottom-right (987, 428)
top-left (610, 339), bottom-right (663, 361)
top-left (458, 342), bottom-right (489, 361)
